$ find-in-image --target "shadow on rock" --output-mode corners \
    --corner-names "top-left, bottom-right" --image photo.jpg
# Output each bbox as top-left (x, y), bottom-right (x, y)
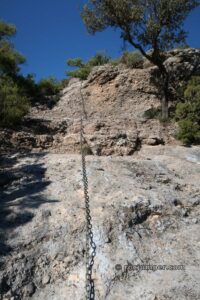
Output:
top-left (0, 152), bottom-right (59, 257)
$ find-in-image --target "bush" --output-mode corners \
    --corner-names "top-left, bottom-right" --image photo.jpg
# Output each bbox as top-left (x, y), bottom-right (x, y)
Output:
top-left (109, 51), bottom-right (144, 68)
top-left (110, 58), bottom-right (121, 67)
top-left (67, 65), bottom-right (91, 80)
top-left (66, 51), bottom-right (143, 80)
top-left (13, 74), bottom-right (38, 103)
top-left (143, 106), bottom-right (161, 119)
top-left (0, 77), bottom-right (30, 127)
top-left (66, 52), bottom-right (110, 80)
top-left (37, 77), bottom-right (61, 97)
top-left (184, 76), bottom-right (200, 99)
top-left (175, 76), bottom-right (200, 145)
top-left (87, 52), bottom-right (110, 67)
top-left (120, 51), bottom-right (143, 68)
top-left (60, 78), bottom-right (70, 89)
top-left (176, 119), bottom-right (200, 144)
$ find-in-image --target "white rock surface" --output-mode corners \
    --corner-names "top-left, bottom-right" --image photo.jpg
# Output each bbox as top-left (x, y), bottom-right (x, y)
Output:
top-left (0, 145), bottom-right (200, 299)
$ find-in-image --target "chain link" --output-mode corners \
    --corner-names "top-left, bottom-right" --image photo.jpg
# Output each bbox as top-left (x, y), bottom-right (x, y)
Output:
top-left (80, 85), bottom-right (96, 300)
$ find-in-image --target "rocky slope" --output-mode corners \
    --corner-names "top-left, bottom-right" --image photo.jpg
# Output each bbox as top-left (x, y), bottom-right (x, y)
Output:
top-left (0, 146), bottom-right (200, 300)
top-left (1, 48), bottom-right (200, 156)
top-left (1, 67), bottom-right (173, 155)
top-left (0, 48), bottom-right (200, 300)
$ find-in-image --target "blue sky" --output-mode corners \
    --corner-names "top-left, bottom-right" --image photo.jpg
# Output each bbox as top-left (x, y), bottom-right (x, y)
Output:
top-left (0, 0), bottom-right (200, 81)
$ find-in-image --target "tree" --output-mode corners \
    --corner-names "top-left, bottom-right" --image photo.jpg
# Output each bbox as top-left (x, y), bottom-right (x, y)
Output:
top-left (0, 20), bottom-right (16, 39)
top-left (0, 21), bottom-right (29, 127)
top-left (81, 0), bottom-right (199, 118)
top-left (0, 76), bottom-right (30, 127)
top-left (0, 20), bottom-right (25, 76)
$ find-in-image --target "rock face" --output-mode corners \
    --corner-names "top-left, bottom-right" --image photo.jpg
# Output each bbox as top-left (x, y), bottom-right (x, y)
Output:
top-left (1, 48), bottom-right (200, 300)
top-left (165, 48), bottom-right (200, 80)
top-left (0, 146), bottom-right (200, 299)
top-left (0, 67), bottom-right (174, 155)
top-left (143, 48), bottom-right (200, 80)
top-left (1, 48), bottom-right (200, 156)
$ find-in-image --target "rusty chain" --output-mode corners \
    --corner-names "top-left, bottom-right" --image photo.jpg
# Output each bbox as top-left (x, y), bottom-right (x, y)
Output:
top-left (80, 84), bottom-right (96, 300)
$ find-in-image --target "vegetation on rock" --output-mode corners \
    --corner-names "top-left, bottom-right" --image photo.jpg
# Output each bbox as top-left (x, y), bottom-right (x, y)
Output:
top-left (36, 76), bottom-right (62, 107)
top-left (175, 76), bottom-right (200, 145)
top-left (66, 50), bottom-right (144, 80)
top-left (0, 76), bottom-right (30, 127)
top-left (120, 51), bottom-right (143, 69)
top-left (0, 20), bottom-right (30, 127)
top-left (0, 20), bottom-right (62, 127)
top-left (143, 106), bottom-right (161, 120)
top-left (66, 52), bottom-right (110, 80)
top-left (81, 0), bottom-right (199, 119)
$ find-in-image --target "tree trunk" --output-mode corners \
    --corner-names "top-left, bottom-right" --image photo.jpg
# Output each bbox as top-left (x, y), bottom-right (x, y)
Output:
top-left (161, 72), bottom-right (169, 119)
top-left (161, 93), bottom-right (169, 119)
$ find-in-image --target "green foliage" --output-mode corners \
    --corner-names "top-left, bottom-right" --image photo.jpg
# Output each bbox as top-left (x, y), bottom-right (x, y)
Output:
top-left (0, 40), bottom-right (26, 76)
top-left (87, 52), bottom-right (110, 67)
top-left (0, 21), bottom-right (25, 76)
top-left (82, 0), bottom-right (199, 119)
top-left (82, 0), bottom-right (199, 54)
top-left (110, 51), bottom-right (144, 68)
top-left (13, 74), bottom-right (38, 103)
top-left (60, 78), bottom-right (70, 89)
top-left (143, 107), bottom-right (161, 119)
top-left (184, 76), bottom-right (200, 99)
top-left (67, 58), bottom-right (83, 68)
top-left (66, 52), bottom-right (110, 80)
top-left (175, 76), bottom-right (200, 145)
top-left (0, 21), bottom-right (29, 127)
top-left (14, 74), bottom-right (62, 105)
top-left (37, 77), bottom-right (61, 97)
top-left (110, 58), bottom-right (121, 67)
top-left (0, 76), bottom-right (30, 127)
top-left (66, 51), bottom-right (143, 80)
top-left (30, 76), bottom-right (63, 107)
top-left (0, 20), bottom-right (62, 126)
top-left (67, 65), bottom-right (91, 80)
top-left (0, 20), bottom-right (16, 40)
top-left (176, 44), bottom-right (190, 50)
top-left (176, 119), bottom-right (200, 144)
top-left (120, 51), bottom-right (143, 68)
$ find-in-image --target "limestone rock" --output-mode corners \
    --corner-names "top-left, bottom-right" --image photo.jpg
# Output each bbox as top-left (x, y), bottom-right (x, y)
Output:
top-left (165, 48), bottom-right (200, 80)
top-left (0, 146), bottom-right (200, 299)
top-left (1, 48), bottom-right (200, 155)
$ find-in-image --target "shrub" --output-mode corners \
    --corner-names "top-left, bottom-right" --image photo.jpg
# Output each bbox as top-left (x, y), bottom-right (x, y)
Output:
top-left (60, 78), bottom-right (70, 89)
top-left (175, 102), bottom-right (191, 120)
top-left (184, 76), bottom-right (200, 99)
top-left (67, 65), bottom-right (91, 80)
top-left (87, 52), bottom-right (110, 67)
top-left (176, 119), bottom-right (200, 144)
top-left (109, 51), bottom-right (144, 68)
top-left (175, 76), bottom-right (200, 145)
top-left (13, 74), bottom-right (38, 103)
top-left (143, 106), bottom-right (161, 119)
top-left (37, 77), bottom-right (61, 96)
top-left (0, 77), bottom-right (30, 127)
top-left (66, 52), bottom-right (110, 80)
top-left (110, 58), bottom-right (121, 67)
top-left (120, 51), bottom-right (143, 69)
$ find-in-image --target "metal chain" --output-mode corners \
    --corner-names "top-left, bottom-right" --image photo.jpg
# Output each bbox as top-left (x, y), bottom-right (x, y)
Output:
top-left (80, 84), bottom-right (96, 300)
